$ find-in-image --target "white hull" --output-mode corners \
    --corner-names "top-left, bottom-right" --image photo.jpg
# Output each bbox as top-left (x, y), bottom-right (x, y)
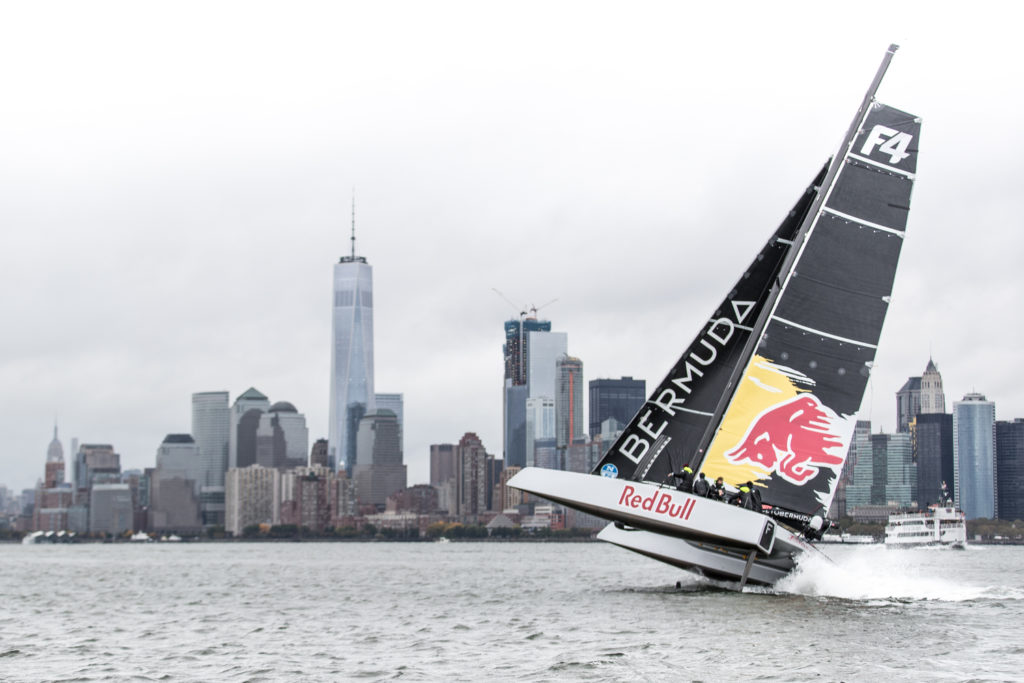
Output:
top-left (597, 524), bottom-right (816, 586)
top-left (508, 468), bottom-right (819, 586)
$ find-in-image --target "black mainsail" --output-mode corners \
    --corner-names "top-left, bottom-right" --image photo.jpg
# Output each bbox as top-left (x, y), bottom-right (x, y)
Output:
top-left (593, 45), bottom-right (920, 518)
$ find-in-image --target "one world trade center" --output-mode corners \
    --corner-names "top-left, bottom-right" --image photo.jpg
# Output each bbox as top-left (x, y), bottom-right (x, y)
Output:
top-left (328, 208), bottom-right (375, 474)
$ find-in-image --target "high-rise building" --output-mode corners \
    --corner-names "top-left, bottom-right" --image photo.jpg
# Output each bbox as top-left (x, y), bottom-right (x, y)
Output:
top-left (310, 438), bottom-right (329, 468)
top-left (88, 484), bottom-right (133, 535)
top-left (455, 432), bottom-right (490, 517)
top-left (527, 331), bottom-right (568, 400)
top-left (497, 466), bottom-right (523, 512)
top-left (230, 388), bottom-right (270, 469)
top-left (920, 359), bottom-right (946, 415)
top-left (192, 391), bottom-right (230, 527)
top-left (914, 413), bottom-right (954, 508)
top-left (225, 464), bottom-right (281, 536)
top-left (503, 383), bottom-right (528, 468)
top-left (279, 465), bottom-right (340, 533)
top-left (832, 419), bottom-right (871, 517)
top-left (588, 377), bottom-right (646, 438)
top-left (352, 409), bottom-right (406, 510)
top-left (503, 317), bottom-right (552, 387)
top-left (328, 216), bottom-right (375, 475)
top-left (192, 391), bottom-right (230, 487)
top-left (45, 425), bottom-right (64, 488)
top-left (33, 426), bottom-right (73, 531)
top-left (430, 443), bottom-right (456, 487)
top-left (533, 437), bottom-right (559, 470)
top-left (149, 434), bottom-right (203, 533)
top-left (262, 402), bottom-right (309, 469)
top-left (525, 396), bottom-right (555, 468)
top-left (953, 393), bottom-right (996, 519)
top-left (845, 429), bottom-right (913, 509)
top-left (897, 359), bottom-right (946, 433)
top-left (996, 419), bottom-right (1024, 521)
top-left (375, 393), bottom-right (404, 453)
top-left (73, 444), bottom-right (121, 508)
top-left (502, 316), bottom-right (554, 468)
top-left (895, 377), bottom-right (921, 434)
top-left (555, 354), bottom-right (584, 450)
top-left (155, 434), bottom-right (205, 493)
top-left (232, 393), bottom-right (308, 471)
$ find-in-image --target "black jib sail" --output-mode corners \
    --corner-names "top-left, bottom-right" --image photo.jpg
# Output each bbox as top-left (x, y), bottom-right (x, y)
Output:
top-left (591, 162), bottom-right (827, 484)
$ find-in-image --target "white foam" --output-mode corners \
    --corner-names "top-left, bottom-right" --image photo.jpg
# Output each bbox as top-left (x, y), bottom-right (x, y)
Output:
top-left (773, 546), bottom-right (1000, 602)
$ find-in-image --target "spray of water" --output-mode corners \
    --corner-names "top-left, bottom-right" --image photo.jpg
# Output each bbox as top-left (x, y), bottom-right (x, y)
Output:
top-left (773, 545), bottom-right (1002, 602)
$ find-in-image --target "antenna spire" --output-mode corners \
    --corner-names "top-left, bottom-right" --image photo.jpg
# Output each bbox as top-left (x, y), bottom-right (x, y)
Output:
top-left (350, 187), bottom-right (356, 260)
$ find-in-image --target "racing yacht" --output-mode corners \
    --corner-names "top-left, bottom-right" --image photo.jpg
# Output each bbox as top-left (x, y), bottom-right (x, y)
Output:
top-left (509, 45), bottom-right (921, 587)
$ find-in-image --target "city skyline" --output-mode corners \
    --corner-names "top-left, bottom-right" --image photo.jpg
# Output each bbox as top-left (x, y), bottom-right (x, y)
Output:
top-left (3, 5), bottom-right (1024, 493)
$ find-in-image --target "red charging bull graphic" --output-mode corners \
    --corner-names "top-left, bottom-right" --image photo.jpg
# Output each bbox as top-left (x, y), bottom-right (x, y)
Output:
top-left (723, 394), bottom-right (844, 485)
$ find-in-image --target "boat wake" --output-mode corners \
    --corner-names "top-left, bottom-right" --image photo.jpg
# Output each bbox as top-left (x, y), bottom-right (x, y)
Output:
top-left (773, 545), bottom-right (1020, 602)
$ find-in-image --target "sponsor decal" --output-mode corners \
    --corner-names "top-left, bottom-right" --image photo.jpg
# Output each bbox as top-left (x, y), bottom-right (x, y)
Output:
top-left (701, 355), bottom-right (851, 502)
top-left (616, 300), bottom-right (755, 464)
top-left (617, 485), bottom-right (695, 521)
top-left (723, 394), bottom-right (844, 485)
top-left (860, 124), bottom-right (913, 165)
top-left (765, 507), bottom-right (812, 525)
top-left (600, 463), bottom-right (619, 478)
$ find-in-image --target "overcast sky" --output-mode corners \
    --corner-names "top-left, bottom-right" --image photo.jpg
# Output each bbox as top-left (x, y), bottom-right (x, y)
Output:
top-left (2, 2), bottom-right (1021, 493)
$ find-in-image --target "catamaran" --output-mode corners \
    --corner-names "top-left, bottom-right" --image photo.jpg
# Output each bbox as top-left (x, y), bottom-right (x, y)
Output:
top-left (508, 45), bottom-right (920, 587)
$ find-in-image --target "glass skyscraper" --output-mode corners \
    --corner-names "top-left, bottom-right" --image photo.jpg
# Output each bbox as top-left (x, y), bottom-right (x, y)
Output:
top-left (996, 419), bottom-right (1024, 521)
top-left (953, 392), bottom-right (996, 519)
top-left (191, 391), bottom-right (230, 487)
top-left (588, 377), bottom-right (646, 438)
top-left (329, 245), bottom-right (375, 475)
top-left (502, 316), bottom-right (554, 468)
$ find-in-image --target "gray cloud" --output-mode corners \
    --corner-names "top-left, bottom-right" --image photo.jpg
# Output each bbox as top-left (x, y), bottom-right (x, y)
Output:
top-left (2, 2), bottom-right (1022, 491)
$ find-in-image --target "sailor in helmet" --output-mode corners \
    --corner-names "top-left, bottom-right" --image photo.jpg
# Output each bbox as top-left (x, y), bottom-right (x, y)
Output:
top-left (729, 482), bottom-right (756, 510)
top-left (671, 465), bottom-right (694, 493)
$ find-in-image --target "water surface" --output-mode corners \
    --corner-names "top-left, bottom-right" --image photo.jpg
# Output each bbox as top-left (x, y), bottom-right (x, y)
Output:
top-left (1, 542), bottom-right (1020, 681)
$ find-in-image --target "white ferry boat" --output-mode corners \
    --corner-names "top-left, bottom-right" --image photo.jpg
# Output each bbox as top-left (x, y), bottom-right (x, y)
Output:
top-left (884, 506), bottom-right (967, 548)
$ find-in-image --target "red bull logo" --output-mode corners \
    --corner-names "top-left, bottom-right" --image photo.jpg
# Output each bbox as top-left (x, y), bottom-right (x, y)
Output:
top-left (617, 485), bottom-right (696, 520)
top-left (723, 394), bottom-right (844, 485)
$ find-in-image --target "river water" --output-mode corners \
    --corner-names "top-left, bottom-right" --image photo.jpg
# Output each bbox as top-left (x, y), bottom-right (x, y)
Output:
top-left (1, 541), bottom-right (1021, 681)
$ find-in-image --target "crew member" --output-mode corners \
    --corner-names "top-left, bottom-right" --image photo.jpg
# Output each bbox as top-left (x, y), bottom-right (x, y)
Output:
top-left (671, 465), bottom-right (694, 493)
top-left (747, 481), bottom-right (762, 510)
top-left (729, 482), bottom-right (754, 509)
top-left (692, 472), bottom-right (710, 497)
top-left (709, 477), bottom-right (726, 502)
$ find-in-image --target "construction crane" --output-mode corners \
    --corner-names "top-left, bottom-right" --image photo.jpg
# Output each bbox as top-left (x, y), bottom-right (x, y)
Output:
top-left (492, 289), bottom-right (559, 386)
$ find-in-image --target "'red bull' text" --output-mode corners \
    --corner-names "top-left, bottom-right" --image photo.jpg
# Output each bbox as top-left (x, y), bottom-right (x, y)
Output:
top-left (617, 485), bottom-right (696, 521)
